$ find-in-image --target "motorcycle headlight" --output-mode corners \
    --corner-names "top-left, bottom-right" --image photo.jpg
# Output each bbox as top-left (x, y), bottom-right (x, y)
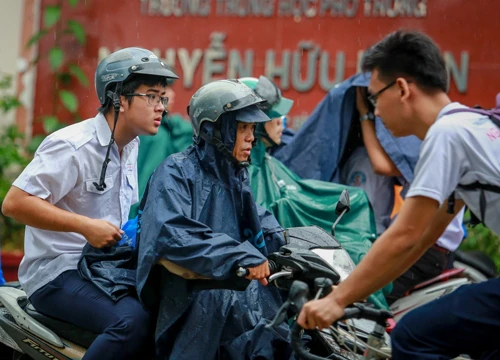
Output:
top-left (311, 248), bottom-right (356, 281)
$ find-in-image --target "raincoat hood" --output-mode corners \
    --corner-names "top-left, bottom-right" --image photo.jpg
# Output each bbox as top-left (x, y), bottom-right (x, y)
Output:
top-left (197, 107), bottom-right (268, 171)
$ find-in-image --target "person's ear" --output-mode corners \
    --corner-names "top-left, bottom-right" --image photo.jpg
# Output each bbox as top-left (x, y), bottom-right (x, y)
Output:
top-left (396, 78), bottom-right (411, 102)
top-left (119, 95), bottom-right (128, 112)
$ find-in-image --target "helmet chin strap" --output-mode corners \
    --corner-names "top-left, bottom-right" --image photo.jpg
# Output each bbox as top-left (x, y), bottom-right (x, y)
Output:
top-left (93, 82), bottom-right (122, 191)
top-left (199, 122), bottom-right (249, 169)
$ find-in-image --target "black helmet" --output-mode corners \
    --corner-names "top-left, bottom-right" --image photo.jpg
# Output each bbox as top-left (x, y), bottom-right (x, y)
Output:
top-left (95, 47), bottom-right (178, 105)
top-left (188, 79), bottom-right (268, 137)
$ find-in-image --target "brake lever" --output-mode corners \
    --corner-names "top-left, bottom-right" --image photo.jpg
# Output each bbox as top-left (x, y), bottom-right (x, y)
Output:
top-left (314, 277), bottom-right (334, 299)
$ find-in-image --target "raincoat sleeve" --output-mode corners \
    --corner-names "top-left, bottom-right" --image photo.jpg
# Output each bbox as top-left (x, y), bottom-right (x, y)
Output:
top-left (139, 159), bottom-right (268, 281)
top-left (257, 204), bottom-right (286, 254)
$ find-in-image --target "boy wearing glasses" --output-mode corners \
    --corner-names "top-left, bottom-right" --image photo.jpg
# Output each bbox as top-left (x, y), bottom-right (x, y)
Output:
top-left (2, 47), bottom-right (178, 359)
top-left (298, 30), bottom-right (500, 359)
top-left (352, 85), bottom-right (464, 304)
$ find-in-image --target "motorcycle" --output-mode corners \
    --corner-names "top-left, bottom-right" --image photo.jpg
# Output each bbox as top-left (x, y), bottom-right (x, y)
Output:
top-left (0, 189), bottom-right (494, 359)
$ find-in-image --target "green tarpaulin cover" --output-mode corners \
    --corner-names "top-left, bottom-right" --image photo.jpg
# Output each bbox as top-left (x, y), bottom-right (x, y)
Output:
top-left (249, 140), bottom-right (390, 309)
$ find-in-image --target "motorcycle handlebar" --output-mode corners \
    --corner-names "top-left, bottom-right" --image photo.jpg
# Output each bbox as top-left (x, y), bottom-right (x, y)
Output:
top-left (339, 304), bottom-right (392, 325)
top-left (236, 259), bottom-right (280, 277)
top-left (290, 304), bottom-right (392, 360)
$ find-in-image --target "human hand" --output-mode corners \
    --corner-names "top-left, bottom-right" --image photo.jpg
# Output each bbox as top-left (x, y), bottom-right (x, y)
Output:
top-left (81, 218), bottom-right (123, 248)
top-left (246, 260), bottom-right (270, 286)
top-left (356, 87), bottom-right (370, 115)
top-left (296, 293), bottom-right (346, 330)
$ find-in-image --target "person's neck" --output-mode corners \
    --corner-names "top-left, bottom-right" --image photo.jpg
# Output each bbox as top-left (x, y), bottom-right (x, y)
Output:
top-left (104, 111), bottom-right (134, 153)
top-left (412, 92), bottom-right (452, 140)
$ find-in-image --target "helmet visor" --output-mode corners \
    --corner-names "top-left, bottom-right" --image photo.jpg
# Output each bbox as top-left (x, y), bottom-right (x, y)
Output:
top-left (129, 61), bottom-right (179, 80)
top-left (267, 96), bottom-right (294, 118)
top-left (235, 105), bottom-right (270, 123)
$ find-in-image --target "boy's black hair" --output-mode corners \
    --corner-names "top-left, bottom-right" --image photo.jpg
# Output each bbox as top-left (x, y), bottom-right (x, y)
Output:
top-left (362, 30), bottom-right (448, 93)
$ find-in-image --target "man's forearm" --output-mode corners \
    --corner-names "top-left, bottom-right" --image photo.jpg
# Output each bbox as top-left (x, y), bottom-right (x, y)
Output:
top-left (2, 187), bottom-right (89, 234)
top-left (331, 226), bottom-right (428, 307)
top-left (331, 199), bottom-right (462, 307)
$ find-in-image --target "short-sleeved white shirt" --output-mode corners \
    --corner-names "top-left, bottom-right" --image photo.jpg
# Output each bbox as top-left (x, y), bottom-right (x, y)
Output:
top-left (407, 102), bottom-right (500, 237)
top-left (13, 113), bottom-right (139, 297)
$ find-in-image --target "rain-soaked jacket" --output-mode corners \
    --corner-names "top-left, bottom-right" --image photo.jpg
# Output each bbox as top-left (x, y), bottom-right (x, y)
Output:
top-left (248, 140), bottom-right (390, 309)
top-left (273, 73), bottom-right (421, 185)
top-left (136, 112), bottom-right (293, 359)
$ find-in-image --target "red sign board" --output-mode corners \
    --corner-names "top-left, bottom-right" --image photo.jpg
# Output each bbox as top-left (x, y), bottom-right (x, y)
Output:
top-left (32, 0), bottom-right (500, 130)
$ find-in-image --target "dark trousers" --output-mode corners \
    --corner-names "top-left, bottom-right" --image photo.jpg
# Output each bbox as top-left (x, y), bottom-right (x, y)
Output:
top-left (386, 246), bottom-right (451, 304)
top-left (391, 277), bottom-right (500, 359)
top-left (30, 270), bottom-right (152, 360)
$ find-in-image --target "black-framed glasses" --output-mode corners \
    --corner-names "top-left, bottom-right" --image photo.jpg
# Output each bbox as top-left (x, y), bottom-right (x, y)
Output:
top-left (124, 93), bottom-right (169, 107)
top-left (367, 80), bottom-right (413, 107)
top-left (367, 80), bottom-right (396, 107)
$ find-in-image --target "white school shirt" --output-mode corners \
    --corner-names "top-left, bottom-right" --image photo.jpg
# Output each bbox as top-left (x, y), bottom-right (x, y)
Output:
top-left (13, 113), bottom-right (139, 297)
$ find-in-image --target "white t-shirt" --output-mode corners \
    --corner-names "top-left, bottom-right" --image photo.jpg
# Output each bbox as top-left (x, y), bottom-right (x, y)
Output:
top-left (407, 102), bottom-right (500, 237)
top-left (13, 113), bottom-right (139, 297)
top-left (341, 146), bottom-right (395, 235)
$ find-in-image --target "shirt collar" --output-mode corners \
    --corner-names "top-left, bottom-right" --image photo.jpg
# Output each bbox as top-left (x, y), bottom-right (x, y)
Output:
top-left (436, 102), bottom-right (468, 121)
top-left (122, 137), bottom-right (140, 163)
top-left (94, 112), bottom-right (140, 157)
top-left (94, 113), bottom-right (113, 147)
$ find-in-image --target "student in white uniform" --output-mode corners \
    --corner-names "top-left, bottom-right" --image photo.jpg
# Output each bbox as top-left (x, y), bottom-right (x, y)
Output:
top-left (298, 30), bottom-right (500, 359)
top-left (1, 48), bottom-right (178, 359)
top-left (344, 87), bottom-right (465, 303)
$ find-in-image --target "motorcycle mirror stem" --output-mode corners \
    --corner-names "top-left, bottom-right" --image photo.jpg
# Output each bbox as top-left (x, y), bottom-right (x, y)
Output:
top-left (331, 189), bottom-right (351, 236)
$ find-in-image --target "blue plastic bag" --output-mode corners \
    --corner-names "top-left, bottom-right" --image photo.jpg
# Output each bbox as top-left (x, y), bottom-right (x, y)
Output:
top-left (117, 216), bottom-right (138, 249)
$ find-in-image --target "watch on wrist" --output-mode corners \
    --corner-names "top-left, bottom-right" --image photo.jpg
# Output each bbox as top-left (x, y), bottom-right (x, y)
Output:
top-left (359, 112), bottom-right (375, 122)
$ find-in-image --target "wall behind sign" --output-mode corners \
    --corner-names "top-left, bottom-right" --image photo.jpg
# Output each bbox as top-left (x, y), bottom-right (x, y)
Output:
top-left (32, 0), bottom-right (500, 131)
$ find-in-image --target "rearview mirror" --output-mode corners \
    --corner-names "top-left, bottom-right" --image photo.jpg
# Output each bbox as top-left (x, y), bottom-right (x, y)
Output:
top-left (335, 189), bottom-right (351, 216)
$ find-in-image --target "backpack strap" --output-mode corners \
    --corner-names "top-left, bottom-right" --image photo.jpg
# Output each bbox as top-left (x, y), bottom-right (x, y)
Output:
top-left (443, 93), bottom-right (500, 128)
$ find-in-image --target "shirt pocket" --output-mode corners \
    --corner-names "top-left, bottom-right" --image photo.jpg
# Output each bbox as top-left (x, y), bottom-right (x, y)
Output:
top-left (85, 176), bottom-right (114, 194)
top-left (78, 175), bottom-right (115, 218)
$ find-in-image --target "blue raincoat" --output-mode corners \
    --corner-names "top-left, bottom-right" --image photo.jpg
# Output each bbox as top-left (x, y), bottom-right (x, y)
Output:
top-left (273, 73), bottom-right (421, 185)
top-left (136, 112), bottom-right (293, 359)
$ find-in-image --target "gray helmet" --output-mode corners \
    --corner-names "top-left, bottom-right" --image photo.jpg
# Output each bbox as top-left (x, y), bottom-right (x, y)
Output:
top-left (95, 47), bottom-right (178, 105)
top-left (239, 76), bottom-right (294, 119)
top-left (188, 79), bottom-right (267, 137)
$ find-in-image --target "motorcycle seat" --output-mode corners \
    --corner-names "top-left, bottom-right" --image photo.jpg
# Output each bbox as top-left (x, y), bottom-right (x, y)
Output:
top-left (454, 250), bottom-right (498, 279)
top-left (25, 302), bottom-right (98, 348)
top-left (407, 268), bottom-right (465, 294)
